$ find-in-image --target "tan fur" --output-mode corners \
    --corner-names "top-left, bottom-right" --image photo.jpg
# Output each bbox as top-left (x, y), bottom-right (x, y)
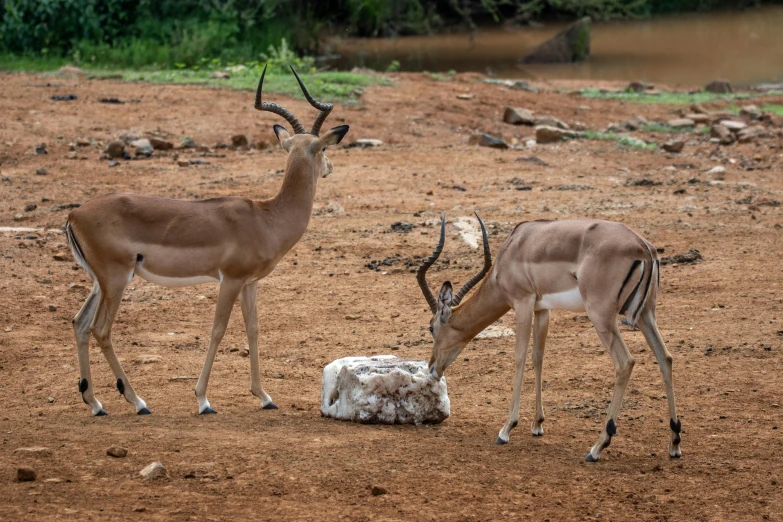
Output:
top-left (66, 96), bottom-right (349, 416)
top-left (423, 218), bottom-right (680, 461)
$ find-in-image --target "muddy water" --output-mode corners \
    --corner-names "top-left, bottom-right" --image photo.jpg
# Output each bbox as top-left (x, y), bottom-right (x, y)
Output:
top-left (329, 6), bottom-right (783, 86)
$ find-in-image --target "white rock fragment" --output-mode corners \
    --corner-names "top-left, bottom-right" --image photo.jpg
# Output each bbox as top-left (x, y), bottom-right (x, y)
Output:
top-left (475, 325), bottom-right (515, 339)
top-left (321, 356), bottom-right (449, 425)
top-left (139, 462), bottom-right (169, 480)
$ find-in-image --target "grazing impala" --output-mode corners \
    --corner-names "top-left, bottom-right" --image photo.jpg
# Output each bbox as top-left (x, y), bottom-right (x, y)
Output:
top-left (417, 214), bottom-right (681, 461)
top-left (66, 65), bottom-right (349, 416)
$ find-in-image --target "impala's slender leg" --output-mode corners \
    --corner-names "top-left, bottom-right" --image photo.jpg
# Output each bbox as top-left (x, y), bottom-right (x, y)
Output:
top-left (73, 284), bottom-right (105, 416)
top-left (239, 281), bottom-right (277, 410)
top-left (91, 272), bottom-right (150, 414)
top-left (637, 309), bottom-right (681, 458)
top-left (585, 316), bottom-right (635, 462)
top-left (496, 298), bottom-right (535, 444)
top-left (531, 309), bottom-right (550, 436)
top-left (194, 278), bottom-right (244, 414)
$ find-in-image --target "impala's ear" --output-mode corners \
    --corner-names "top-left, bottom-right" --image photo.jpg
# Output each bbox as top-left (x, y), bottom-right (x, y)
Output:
top-left (318, 125), bottom-right (350, 148)
top-left (273, 124), bottom-right (293, 151)
top-left (438, 282), bottom-right (453, 323)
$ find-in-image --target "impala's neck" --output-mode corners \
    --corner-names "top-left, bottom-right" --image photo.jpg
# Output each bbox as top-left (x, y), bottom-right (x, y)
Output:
top-left (264, 153), bottom-right (318, 250)
top-left (450, 271), bottom-right (511, 342)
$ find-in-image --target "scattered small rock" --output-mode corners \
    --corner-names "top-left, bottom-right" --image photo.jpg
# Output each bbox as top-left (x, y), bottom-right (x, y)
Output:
top-left (149, 137), bottom-right (173, 150)
top-left (48, 305), bottom-right (57, 312)
top-left (390, 222), bottom-right (414, 233)
top-left (626, 178), bottom-right (663, 187)
top-left (105, 140), bottom-right (126, 158)
top-left (139, 462), bottom-right (169, 480)
top-left (13, 213), bottom-right (25, 221)
top-left (134, 354), bottom-right (162, 364)
top-left (177, 160), bottom-right (190, 167)
top-left (503, 106), bottom-right (535, 125)
top-left (626, 80), bottom-right (647, 93)
top-left (119, 133), bottom-right (139, 145)
top-left (24, 204), bottom-right (37, 212)
top-left (35, 167), bottom-right (48, 175)
top-left (210, 71), bottom-right (230, 79)
top-left (107, 446), bottom-right (128, 458)
top-left (180, 137), bottom-right (196, 149)
top-left (35, 144), bottom-right (48, 155)
top-left (350, 139), bottom-right (383, 148)
top-left (706, 166), bottom-right (726, 177)
top-left (535, 125), bottom-right (578, 144)
top-left (239, 347), bottom-right (249, 357)
top-left (130, 139), bottom-right (154, 157)
top-left (231, 134), bottom-right (250, 149)
top-left (47, 396), bottom-right (55, 403)
top-left (371, 486), bottom-right (388, 496)
top-left (17, 467), bottom-right (37, 482)
top-left (737, 126), bottom-right (767, 144)
top-left (667, 118), bottom-right (694, 128)
top-left (51, 94), bottom-right (77, 101)
top-left (711, 124), bottom-right (735, 145)
top-left (477, 133), bottom-right (509, 149)
top-left (456, 93), bottom-right (474, 100)
top-left (534, 116), bottom-right (569, 129)
top-left (108, 160), bottom-right (119, 167)
top-left (660, 249), bottom-right (702, 265)
top-left (705, 80), bottom-right (732, 93)
top-left (662, 139), bottom-right (685, 153)
top-left (516, 156), bottom-right (549, 167)
top-left (99, 98), bottom-right (124, 104)
top-left (720, 120), bottom-right (747, 133)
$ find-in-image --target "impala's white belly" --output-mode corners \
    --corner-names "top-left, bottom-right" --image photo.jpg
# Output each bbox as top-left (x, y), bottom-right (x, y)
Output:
top-left (134, 264), bottom-right (219, 288)
top-left (535, 287), bottom-right (586, 312)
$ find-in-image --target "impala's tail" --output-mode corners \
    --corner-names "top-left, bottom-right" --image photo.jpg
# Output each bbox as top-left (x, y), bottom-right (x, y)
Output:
top-left (619, 243), bottom-right (659, 327)
top-left (65, 219), bottom-right (95, 280)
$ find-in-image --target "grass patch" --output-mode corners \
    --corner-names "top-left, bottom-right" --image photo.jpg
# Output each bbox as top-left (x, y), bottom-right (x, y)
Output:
top-left (580, 88), bottom-right (770, 105)
top-left (728, 104), bottom-right (783, 116)
top-left (581, 130), bottom-right (657, 150)
top-left (87, 68), bottom-right (391, 103)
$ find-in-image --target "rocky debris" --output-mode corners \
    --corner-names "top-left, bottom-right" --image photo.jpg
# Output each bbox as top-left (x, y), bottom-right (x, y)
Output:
top-left (14, 447), bottom-right (52, 456)
top-left (149, 137), bottom-right (173, 150)
top-left (209, 71), bottom-right (230, 79)
top-left (685, 113), bottom-right (711, 124)
top-left (535, 125), bottom-right (579, 144)
top-left (739, 105), bottom-right (760, 121)
top-left (314, 202), bottom-right (345, 216)
top-left (75, 138), bottom-right (90, 147)
top-left (550, 184), bottom-right (592, 191)
top-left (705, 80), bottom-right (732, 93)
top-left (371, 486), bottom-right (388, 496)
top-left (119, 133), bottom-right (139, 145)
top-left (35, 168), bottom-right (48, 175)
top-left (99, 97), bottom-right (124, 104)
top-left (668, 118), bottom-right (695, 128)
top-left (520, 16), bottom-right (591, 64)
top-left (239, 346), bottom-right (249, 357)
top-left (17, 467), bottom-right (37, 482)
top-left (51, 203), bottom-right (81, 212)
top-left (139, 462), bottom-right (169, 480)
top-left (105, 140), bottom-right (126, 158)
top-left (707, 166), bottom-right (726, 177)
top-left (534, 116), bottom-right (569, 129)
top-left (349, 139), bottom-right (383, 148)
top-left (35, 144), bottom-right (47, 155)
top-left (477, 133), bottom-right (509, 149)
top-left (52, 252), bottom-right (69, 261)
top-left (130, 139), bottom-right (154, 157)
top-left (711, 124), bottom-right (736, 145)
top-left (516, 156), bottom-right (549, 167)
top-left (231, 134), bottom-right (250, 149)
top-left (180, 137), bottom-right (196, 149)
top-left (321, 356), bottom-right (450, 425)
top-left (24, 204), bottom-right (37, 212)
top-left (456, 93), bottom-right (474, 100)
top-left (177, 160), bottom-right (189, 167)
top-left (51, 94), bottom-right (77, 101)
top-left (626, 178), bottom-right (662, 187)
top-left (660, 249), bottom-right (702, 266)
top-left (107, 446), bottom-right (128, 458)
top-left (48, 305), bottom-right (57, 312)
top-left (503, 106), bottom-right (535, 125)
top-left (737, 126), bottom-right (767, 143)
top-left (58, 65), bottom-right (84, 76)
top-left (720, 120), bottom-right (747, 132)
top-left (662, 139), bottom-right (685, 153)
top-left (390, 222), bottom-right (414, 233)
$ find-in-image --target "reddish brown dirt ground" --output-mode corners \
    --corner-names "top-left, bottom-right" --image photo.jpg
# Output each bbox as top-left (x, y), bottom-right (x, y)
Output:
top-left (1, 71), bottom-right (782, 521)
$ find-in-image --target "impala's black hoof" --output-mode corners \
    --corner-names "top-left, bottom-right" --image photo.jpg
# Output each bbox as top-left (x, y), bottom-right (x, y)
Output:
top-left (199, 407), bottom-right (217, 415)
top-left (262, 402), bottom-right (278, 410)
top-left (137, 408), bottom-right (151, 415)
top-left (494, 437), bottom-right (508, 445)
top-left (95, 409), bottom-right (108, 417)
top-left (585, 453), bottom-right (599, 462)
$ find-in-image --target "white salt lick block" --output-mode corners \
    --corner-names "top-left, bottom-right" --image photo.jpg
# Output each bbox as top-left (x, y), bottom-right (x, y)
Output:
top-left (321, 356), bottom-right (450, 425)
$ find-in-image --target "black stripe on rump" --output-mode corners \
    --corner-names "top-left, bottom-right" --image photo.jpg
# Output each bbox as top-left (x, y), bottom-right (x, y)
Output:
top-left (619, 261), bottom-right (643, 315)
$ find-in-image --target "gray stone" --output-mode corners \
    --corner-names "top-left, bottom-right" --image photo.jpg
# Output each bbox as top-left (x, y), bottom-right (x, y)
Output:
top-left (711, 124), bottom-right (735, 145)
top-left (478, 133), bottom-right (509, 149)
top-left (107, 446), bottom-right (128, 458)
top-left (119, 133), bottom-right (139, 145)
top-left (662, 139), bottom-right (685, 153)
top-left (737, 126), bottom-right (767, 143)
top-left (520, 17), bottom-right (591, 64)
top-left (534, 116), bottom-right (569, 129)
top-left (14, 447), bottom-right (52, 456)
top-left (139, 462), bottom-right (169, 480)
top-left (352, 139), bottom-right (383, 148)
top-left (130, 139), bottom-right (154, 157)
top-left (720, 120), bottom-right (748, 133)
top-left (668, 118), bottom-right (695, 128)
top-left (35, 168), bottom-right (48, 176)
top-left (503, 106), bottom-right (535, 125)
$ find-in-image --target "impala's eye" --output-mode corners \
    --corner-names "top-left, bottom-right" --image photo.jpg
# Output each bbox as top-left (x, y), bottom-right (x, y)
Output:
top-left (322, 147), bottom-right (328, 153)
top-left (429, 326), bottom-right (434, 334)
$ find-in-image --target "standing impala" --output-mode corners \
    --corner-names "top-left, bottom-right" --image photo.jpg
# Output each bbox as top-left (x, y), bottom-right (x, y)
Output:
top-left (66, 65), bottom-right (349, 416)
top-left (417, 214), bottom-right (681, 461)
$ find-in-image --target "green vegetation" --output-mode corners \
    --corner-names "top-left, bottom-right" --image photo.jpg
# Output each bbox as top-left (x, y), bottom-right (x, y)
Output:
top-left (579, 88), bottom-right (762, 105)
top-left (3, 1), bottom-right (783, 69)
top-left (641, 123), bottom-right (693, 133)
top-left (86, 66), bottom-right (390, 103)
top-left (728, 104), bottom-right (783, 115)
top-left (580, 130), bottom-right (657, 150)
